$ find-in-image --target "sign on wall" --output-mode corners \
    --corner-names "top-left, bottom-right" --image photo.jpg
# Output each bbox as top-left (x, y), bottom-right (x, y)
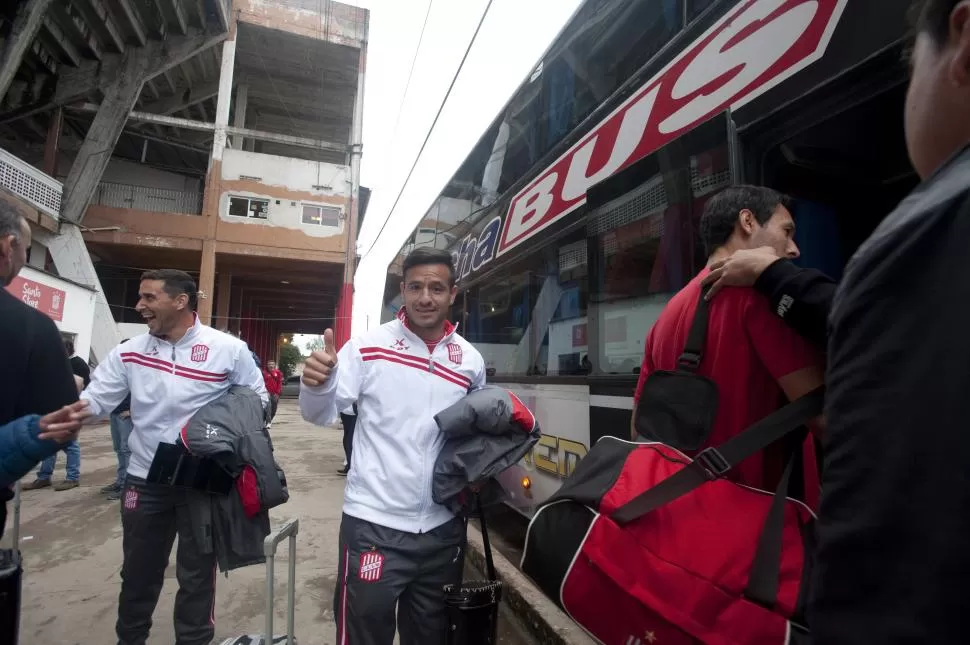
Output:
top-left (5, 274), bottom-right (66, 321)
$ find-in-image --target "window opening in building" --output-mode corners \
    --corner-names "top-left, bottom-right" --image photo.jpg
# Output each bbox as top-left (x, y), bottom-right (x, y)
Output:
top-left (302, 204), bottom-right (341, 227)
top-left (228, 196), bottom-right (269, 219)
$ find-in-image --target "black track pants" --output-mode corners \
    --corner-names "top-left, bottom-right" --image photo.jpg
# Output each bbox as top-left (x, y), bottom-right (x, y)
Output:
top-left (116, 477), bottom-right (217, 645)
top-left (333, 513), bottom-right (466, 645)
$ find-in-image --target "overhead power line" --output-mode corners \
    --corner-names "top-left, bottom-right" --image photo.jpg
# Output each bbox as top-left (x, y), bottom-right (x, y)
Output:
top-left (361, 0), bottom-right (495, 258)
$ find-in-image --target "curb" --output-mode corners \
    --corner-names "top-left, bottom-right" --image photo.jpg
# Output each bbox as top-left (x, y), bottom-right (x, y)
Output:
top-left (465, 524), bottom-right (597, 645)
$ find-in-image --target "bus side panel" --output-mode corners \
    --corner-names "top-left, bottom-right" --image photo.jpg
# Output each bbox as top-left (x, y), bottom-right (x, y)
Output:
top-left (493, 382), bottom-right (590, 518)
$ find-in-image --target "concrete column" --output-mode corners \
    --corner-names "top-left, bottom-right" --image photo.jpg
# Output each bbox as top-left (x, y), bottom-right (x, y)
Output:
top-left (336, 42), bottom-right (367, 347)
top-left (0, 0), bottom-right (56, 105)
top-left (198, 31), bottom-right (237, 325)
top-left (230, 285), bottom-right (242, 335)
top-left (231, 83), bottom-right (248, 150)
top-left (43, 107), bottom-right (62, 176)
top-left (28, 239), bottom-right (46, 269)
top-left (216, 271), bottom-right (232, 330)
top-left (61, 52), bottom-right (149, 224)
top-left (197, 239), bottom-right (217, 323)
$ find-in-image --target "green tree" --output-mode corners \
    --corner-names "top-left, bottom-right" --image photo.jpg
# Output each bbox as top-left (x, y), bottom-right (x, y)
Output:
top-left (278, 343), bottom-right (302, 379)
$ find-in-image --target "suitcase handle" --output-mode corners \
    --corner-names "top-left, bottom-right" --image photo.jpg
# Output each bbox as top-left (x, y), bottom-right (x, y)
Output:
top-left (264, 519), bottom-right (299, 645)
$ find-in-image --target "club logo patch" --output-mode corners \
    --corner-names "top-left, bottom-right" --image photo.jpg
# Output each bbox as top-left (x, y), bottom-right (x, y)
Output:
top-left (359, 550), bottom-right (385, 582)
top-left (190, 344), bottom-right (209, 362)
top-left (392, 339), bottom-right (409, 352)
top-left (123, 488), bottom-right (139, 511)
top-left (447, 343), bottom-right (462, 364)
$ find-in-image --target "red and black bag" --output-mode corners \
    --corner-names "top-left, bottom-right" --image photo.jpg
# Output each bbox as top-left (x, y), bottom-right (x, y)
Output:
top-left (521, 293), bottom-right (823, 644)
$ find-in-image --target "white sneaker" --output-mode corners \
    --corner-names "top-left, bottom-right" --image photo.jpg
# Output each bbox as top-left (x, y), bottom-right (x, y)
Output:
top-left (266, 423), bottom-right (273, 429)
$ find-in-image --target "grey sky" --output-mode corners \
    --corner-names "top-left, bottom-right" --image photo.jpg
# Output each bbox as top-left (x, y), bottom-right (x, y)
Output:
top-left (344, 0), bottom-right (583, 334)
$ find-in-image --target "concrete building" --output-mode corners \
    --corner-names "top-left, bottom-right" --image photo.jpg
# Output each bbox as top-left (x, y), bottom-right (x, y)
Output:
top-left (0, 0), bottom-right (368, 364)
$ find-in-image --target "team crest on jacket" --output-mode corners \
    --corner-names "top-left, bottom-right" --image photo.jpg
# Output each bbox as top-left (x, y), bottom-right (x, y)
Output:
top-left (190, 344), bottom-right (209, 362)
top-left (447, 343), bottom-right (462, 364)
top-left (392, 338), bottom-right (409, 352)
top-left (359, 550), bottom-right (384, 582)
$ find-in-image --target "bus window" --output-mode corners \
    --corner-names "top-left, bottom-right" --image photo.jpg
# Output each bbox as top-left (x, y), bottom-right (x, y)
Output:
top-left (586, 114), bottom-right (733, 375)
top-left (464, 229), bottom-right (589, 378)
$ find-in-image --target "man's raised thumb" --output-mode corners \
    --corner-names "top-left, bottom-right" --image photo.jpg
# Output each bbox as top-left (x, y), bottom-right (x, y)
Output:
top-left (323, 328), bottom-right (335, 354)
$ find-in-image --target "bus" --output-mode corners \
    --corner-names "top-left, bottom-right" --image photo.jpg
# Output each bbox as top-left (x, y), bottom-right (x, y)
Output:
top-left (385, 0), bottom-right (918, 516)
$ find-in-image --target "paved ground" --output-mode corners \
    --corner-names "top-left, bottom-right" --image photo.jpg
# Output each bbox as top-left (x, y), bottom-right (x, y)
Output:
top-left (3, 401), bottom-right (535, 645)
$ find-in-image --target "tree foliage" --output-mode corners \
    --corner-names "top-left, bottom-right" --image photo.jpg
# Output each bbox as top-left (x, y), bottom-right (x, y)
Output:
top-left (278, 343), bottom-right (302, 378)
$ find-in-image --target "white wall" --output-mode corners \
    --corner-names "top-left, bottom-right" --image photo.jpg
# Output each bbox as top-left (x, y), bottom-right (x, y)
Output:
top-left (13, 266), bottom-right (97, 363)
top-left (118, 322), bottom-right (150, 340)
top-left (219, 148), bottom-right (348, 238)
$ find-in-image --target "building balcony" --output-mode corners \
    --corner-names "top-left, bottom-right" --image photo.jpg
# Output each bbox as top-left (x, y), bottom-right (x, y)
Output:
top-left (91, 181), bottom-right (204, 216)
top-left (0, 148), bottom-right (62, 225)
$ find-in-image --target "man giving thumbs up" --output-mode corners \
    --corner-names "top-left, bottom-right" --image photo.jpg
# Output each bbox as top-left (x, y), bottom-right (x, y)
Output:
top-left (300, 247), bottom-right (486, 645)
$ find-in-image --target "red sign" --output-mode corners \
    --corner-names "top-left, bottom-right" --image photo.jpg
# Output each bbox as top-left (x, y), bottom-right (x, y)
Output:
top-left (5, 275), bottom-right (66, 321)
top-left (572, 323), bottom-right (588, 348)
top-left (496, 0), bottom-right (848, 257)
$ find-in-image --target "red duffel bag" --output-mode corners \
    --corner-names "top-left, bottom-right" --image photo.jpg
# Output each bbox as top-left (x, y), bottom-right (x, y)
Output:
top-left (520, 388), bottom-right (823, 645)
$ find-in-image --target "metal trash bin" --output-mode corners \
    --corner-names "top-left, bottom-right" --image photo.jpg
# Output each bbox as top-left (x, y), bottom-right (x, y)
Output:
top-left (444, 579), bottom-right (503, 645)
top-left (445, 496), bottom-right (502, 645)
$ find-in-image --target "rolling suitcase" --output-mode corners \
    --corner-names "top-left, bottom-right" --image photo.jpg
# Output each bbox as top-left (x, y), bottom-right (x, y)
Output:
top-left (218, 518), bottom-right (300, 645)
top-left (0, 482), bottom-right (23, 645)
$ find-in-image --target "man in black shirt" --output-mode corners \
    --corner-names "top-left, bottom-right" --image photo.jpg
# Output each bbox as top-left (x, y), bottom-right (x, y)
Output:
top-left (65, 339), bottom-right (91, 388)
top-left (0, 206), bottom-right (79, 424)
top-left (0, 201), bottom-right (80, 531)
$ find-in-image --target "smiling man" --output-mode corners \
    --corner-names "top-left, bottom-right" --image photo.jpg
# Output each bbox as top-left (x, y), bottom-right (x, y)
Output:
top-left (300, 247), bottom-right (486, 645)
top-left (78, 268), bottom-right (267, 645)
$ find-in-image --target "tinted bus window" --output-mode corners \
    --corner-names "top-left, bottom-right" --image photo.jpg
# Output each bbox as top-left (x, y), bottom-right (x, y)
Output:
top-left (586, 114), bottom-right (732, 375)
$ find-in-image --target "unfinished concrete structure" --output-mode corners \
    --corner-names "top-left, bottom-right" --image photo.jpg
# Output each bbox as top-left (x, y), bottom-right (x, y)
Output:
top-left (0, 0), bottom-right (368, 362)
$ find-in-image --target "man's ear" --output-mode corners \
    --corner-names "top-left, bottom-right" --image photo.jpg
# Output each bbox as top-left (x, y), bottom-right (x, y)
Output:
top-left (738, 208), bottom-right (757, 236)
top-left (449, 285), bottom-right (457, 307)
top-left (948, 2), bottom-right (970, 87)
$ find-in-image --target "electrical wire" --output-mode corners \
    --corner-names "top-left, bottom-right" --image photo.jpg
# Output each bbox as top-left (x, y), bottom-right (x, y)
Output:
top-left (383, 0), bottom-right (435, 182)
top-left (360, 0), bottom-right (495, 258)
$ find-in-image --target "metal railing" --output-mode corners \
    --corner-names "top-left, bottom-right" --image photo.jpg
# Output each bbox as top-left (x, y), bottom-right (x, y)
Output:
top-left (92, 181), bottom-right (203, 215)
top-left (0, 148), bottom-right (62, 219)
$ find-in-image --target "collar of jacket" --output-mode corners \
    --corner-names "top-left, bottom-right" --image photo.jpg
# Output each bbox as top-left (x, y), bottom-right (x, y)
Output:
top-left (394, 307), bottom-right (458, 347)
top-left (153, 313), bottom-right (204, 349)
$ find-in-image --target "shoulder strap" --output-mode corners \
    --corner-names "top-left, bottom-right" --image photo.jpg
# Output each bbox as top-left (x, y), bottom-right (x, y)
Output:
top-left (612, 387), bottom-right (824, 526)
top-left (677, 289), bottom-right (710, 372)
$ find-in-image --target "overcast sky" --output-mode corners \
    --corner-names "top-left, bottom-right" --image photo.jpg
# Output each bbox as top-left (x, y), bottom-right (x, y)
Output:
top-left (339, 0), bottom-right (583, 336)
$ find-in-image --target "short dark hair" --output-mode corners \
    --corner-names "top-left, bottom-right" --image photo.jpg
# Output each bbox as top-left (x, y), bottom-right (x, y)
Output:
top-left (141, 269), bottom-right (199, 311)
top-left (911, 0), bottom-right (960, 46)
top-left (64, 340), bottom-right (74, 355)
top-left (699, 185), bottom-right (793, 254)
top-left (402, 247), bottom-right (456, 286)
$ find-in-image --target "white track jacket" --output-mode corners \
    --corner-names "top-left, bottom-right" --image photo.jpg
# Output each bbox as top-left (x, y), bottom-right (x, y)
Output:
top-left (300, 313), bottom-right (486, 533)
top-left (81, 318), bottom-right (268, 479)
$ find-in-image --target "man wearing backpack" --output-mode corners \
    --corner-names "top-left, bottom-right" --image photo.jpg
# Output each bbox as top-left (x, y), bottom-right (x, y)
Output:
top-left (631, 185), bottom-right (825, 505)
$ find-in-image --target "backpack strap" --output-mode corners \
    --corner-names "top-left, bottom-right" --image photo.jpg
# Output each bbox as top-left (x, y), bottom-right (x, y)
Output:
top-left (677, 289), bottom-right (710, 372)
top-left (611, 386), bottom-right (824, 525)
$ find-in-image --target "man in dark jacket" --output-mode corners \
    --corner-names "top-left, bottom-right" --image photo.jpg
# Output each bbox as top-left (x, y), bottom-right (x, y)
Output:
top-left (807, 1), bottom-right (970, 641)
top-left (0, 202), bottom-right (81, 532)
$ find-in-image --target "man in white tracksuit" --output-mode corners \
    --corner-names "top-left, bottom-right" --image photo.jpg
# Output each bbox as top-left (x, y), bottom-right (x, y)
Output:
top-left (80, 269), bottom-right (268, 645)
top-left (300, 247), bottom-right (486, 645)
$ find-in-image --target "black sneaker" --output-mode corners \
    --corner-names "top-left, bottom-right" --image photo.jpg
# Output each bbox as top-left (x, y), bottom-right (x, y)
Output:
top-left (101, 483), bottom-right (121, 494)
top-left (337, 466), bottom-right (349, 476)
top-left (107, 491), bottom-right (121, 501)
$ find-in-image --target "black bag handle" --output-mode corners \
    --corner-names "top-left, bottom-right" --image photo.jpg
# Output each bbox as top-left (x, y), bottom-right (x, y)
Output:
top-left (612, 386), bottom-right (824, 525)
top-left (677, 290), bottom-right (710, 372)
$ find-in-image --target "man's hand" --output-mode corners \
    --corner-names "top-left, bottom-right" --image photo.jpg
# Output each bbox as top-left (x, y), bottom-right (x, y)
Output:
top-left (302, 329), bottom-right (338, 387)
top-left (38, 400), bottom-right (91, 443)
top-left (702, 247), bottom-right (781, 300)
